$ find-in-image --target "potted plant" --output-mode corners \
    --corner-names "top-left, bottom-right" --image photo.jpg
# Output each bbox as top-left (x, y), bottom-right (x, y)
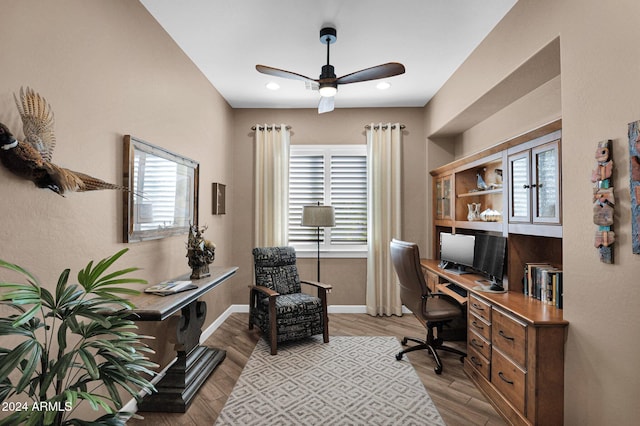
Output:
top-left (0, 248), bottom-right (157, 425)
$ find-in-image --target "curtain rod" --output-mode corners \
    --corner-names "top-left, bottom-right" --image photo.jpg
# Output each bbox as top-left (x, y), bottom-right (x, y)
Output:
top-left (251, 125), bottom-right (291, 131)
top-left (364, 124), bottom-right (406, 130)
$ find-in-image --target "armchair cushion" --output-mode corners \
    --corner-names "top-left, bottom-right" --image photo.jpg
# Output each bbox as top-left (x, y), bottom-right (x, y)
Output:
top-left (253, 247), bottom-right (302, 295)
top-left (252, 293), bottom-right (324, 343)
top-left (263, 293), bottom-right (323, 317)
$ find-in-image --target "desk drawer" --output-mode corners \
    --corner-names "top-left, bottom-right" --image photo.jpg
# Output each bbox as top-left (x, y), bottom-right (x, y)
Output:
top-left (424, 269), bottom-right (441, 293)
top-left (468, 311), bottom-right (491, 341)
top-left (492, 309), bottom-right (527, 367)
top-left (467, 346), bottom-right (490, 380)
top-left (469, 294), bottom-right (491, 323)
top-left (468, 329), bottom-right (491, 360)
top-left (492, 348), bottom-right (526, 413)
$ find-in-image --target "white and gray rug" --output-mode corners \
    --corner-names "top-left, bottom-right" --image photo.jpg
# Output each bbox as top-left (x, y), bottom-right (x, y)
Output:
top-left (214, 336), bottom-right (445, 426)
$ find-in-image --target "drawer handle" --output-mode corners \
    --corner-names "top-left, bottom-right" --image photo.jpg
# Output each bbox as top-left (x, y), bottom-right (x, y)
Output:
top-left (498, 371), bottom-right (514, 385)
top-left (472, 303), bottom-right (485, 311)
top-left (471, 320), bottom-right (484, 330)
top-left (471, 338), bottom-right (484, 349)
top-left (470, 356), bottom-right (482, 367)
top-left (499, 330), bottom-right (515, 341)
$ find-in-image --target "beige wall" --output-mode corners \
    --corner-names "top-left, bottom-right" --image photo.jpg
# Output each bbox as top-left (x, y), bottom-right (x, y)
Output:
top-left (232, 108), bottom-right (426, 306)
top-left (424, 0), bottom-right (640, 424)
top-left (0, 0), bottom-right (236, 409)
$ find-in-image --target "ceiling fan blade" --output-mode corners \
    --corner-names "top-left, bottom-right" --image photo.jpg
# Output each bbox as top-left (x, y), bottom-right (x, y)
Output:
top-left (335, 62), bottom-right (405, 85)
top-left (256, 65), bottom-right (317, 83)
top-left (318, 96), bottom-right (334, 114)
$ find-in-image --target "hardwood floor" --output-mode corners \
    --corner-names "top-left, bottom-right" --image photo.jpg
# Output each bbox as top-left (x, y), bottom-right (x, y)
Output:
top-left (127, 313), bottom-right (506, 425)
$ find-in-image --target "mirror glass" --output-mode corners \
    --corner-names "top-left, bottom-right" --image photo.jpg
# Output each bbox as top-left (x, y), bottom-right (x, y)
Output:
top-left (123, 135), bottom-right (199, 242)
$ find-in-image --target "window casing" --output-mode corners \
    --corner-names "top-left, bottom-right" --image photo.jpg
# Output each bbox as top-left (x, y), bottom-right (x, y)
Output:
top-left (289, 145), bottom-right (367, 257)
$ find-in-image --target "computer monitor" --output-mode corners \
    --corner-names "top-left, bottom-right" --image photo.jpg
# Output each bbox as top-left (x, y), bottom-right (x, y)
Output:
top-left (439, 232), bottom-right (475, 274)
top-left (473, 233), bottom-right (507, 290)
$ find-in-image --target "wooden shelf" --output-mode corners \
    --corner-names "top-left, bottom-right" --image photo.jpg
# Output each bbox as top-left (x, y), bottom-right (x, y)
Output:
top-left (454, 220), bottom-right (504, 232)
top-left (458, 188), bottom-right (503, 198)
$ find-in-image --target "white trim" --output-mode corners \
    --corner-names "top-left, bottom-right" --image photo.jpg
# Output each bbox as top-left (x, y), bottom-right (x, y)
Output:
top-left (200, 304), bottom-right (249, 342)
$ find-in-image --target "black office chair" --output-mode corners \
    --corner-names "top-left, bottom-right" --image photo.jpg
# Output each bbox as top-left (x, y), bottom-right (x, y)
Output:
top-left (390, 239), bottom-right (466, 374)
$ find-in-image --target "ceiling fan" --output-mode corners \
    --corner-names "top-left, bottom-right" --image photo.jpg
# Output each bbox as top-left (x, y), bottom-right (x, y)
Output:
top-left (256, 27), bottom-right (406, 114)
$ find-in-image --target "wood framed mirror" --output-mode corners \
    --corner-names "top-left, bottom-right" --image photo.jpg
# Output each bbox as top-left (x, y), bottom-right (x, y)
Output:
top-left (123, 135), bottom-right (199, 242)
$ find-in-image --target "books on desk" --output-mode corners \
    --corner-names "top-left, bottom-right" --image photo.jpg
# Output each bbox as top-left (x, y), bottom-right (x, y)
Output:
top-left (145, 280), bottom-right (197, 296)
top-left (523, 263), bottom-right (563, 308)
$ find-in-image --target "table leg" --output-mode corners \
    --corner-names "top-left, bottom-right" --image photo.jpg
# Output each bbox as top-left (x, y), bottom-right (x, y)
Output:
top-left (138, 300), bottom-right (226, 412)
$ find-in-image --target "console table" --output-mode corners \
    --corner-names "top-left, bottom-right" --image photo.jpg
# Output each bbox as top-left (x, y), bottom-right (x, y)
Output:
top-left (420, 259), bottom-right (568, 426)
top-left (127, 266), bottom-right (238, 413)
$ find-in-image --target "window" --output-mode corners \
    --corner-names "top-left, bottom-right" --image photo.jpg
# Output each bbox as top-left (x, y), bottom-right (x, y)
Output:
top-left (288, 145), bottom-right (367, 256)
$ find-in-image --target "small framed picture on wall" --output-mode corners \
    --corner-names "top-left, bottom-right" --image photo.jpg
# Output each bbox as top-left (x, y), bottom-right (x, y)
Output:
top-left (212, 183), bottom-right (226, 215)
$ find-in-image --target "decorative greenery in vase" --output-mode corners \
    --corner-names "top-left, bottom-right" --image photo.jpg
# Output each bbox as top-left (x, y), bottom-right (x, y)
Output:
top-left (0, 248), bottom-right (157, 426)
top-left (186, 224), bottom-right (215, 279)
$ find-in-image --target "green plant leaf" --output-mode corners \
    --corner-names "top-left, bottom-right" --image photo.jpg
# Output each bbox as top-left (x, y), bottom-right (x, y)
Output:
top-left (92, 267), bottom-right (145, 286)
top-left (11, 303), bottom-right (43, 327)
top-left (55, 268), bottom-right (70, 301)
top-left (78, 348), bottom-right (99, 379)
top-left (0, 411), bottom-right (30, 426)
top-left (0, 316), bottom-right (36, 337)
top-left (79, 249), bottom-right (129, 291)
top-left (0, 339), bottom-right (40, 383)
top-left (14, 341), bottom-right (42, 393)
top-left (0, 376), bottom-right (15, 402)
top-left (0, 259), bottom-right (40, 287)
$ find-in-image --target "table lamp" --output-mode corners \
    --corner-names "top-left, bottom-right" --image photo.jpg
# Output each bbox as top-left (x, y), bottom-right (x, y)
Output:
top-left (301, 204), bottom-right (335, 282)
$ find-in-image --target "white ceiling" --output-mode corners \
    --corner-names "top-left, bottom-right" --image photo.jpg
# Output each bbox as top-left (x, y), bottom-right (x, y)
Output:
top-left (140, 0), bottom-right (516, 111)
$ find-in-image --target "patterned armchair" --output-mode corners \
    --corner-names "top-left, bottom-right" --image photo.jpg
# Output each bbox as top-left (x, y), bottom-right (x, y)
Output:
top-left (249, 246), bottom-right (331, 355)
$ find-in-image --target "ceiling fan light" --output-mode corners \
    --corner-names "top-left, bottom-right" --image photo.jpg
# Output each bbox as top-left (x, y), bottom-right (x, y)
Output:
top-left (376, 81), bottom-right (391, 90)
top-left (319, 85), bottom-right (337, 97)
top-left (266, 82), bottom-right (280, 90)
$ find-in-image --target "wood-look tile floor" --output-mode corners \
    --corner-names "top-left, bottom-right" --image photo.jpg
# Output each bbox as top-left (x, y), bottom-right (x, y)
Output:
top-left (127, 313), bottom-right (506, 425)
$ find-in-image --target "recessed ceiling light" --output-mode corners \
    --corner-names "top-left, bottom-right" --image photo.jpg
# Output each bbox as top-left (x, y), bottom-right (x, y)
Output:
top-left (376, 81), bottom-right (391, 90)
top-left (266, 82), bottom-right (280, 90)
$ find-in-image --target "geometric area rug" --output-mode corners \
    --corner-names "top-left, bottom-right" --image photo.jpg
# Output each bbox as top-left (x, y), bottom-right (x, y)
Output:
top-left (214, 336), bottom-right (445, 426)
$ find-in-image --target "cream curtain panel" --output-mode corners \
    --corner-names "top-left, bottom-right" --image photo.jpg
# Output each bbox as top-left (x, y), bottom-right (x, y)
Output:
top-left (254, 124), bottom-right (290, 247)
top-left (366, 123), bottom-right (403, 316)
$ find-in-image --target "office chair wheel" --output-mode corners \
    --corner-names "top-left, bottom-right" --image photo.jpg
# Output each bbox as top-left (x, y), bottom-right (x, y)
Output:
top-left (401, 337), bottom-right (408, 345)
top-left (396, 353), bottom-right (403, 361)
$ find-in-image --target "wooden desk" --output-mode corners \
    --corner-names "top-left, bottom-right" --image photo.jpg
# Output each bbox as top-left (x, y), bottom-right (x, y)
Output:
top-left (421, 259), bottom-right (568, 426)
top-left (421, 259), bottom-right (566, 325)
top-left (129, 266), bottom-right (238, 413)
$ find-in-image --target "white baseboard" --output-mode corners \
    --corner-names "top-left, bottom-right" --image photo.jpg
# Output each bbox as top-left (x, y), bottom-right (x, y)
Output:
top-left (121, 304), bottom-right (409, 416)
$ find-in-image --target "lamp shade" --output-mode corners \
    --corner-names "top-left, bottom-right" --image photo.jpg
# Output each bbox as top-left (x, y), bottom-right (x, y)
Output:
top-left (301, 205), bottom-right (336, 227)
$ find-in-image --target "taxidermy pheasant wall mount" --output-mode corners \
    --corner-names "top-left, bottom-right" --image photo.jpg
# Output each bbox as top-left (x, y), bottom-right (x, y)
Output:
top-left (0, 87), bottom-right (126, 196)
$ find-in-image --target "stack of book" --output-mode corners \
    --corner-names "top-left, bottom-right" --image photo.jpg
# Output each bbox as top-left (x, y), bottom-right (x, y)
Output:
top-left (144, 280), bottom-right (196, 296)
top-left (523, 263), bottom-right (563, 308)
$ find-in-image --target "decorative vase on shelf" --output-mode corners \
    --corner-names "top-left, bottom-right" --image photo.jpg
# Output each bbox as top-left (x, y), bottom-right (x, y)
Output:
top-left (189, 262), bottom-right (211, 280)
top-left (467, 203), bottom-right (481, 221)
top-left (477, 172), bottom-right (488, 190)
top-left (187, 224), bottom-right (216, 279)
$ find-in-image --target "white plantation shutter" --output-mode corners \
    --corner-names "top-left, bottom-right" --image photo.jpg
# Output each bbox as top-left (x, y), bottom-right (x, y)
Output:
top-left (330, 155), bottom-right (367, 244)
top-left (289, 154), bottom-right (325, 243)
top-left (288, 145), bottom-right (367, 251)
